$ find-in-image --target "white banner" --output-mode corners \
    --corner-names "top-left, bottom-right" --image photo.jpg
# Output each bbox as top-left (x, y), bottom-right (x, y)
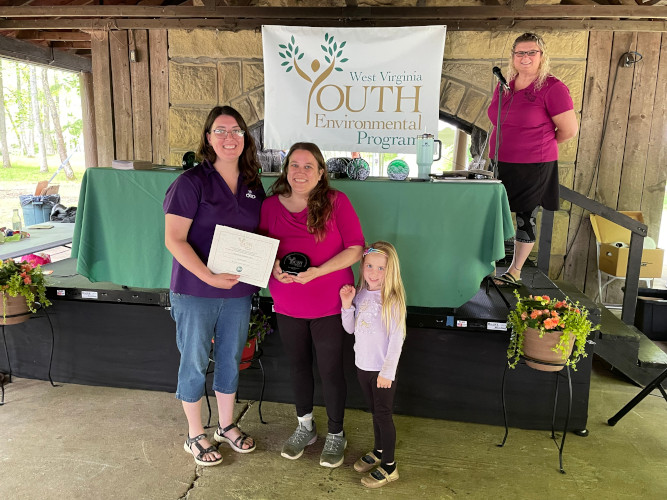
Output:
top-left (262, 25), bottom-right (446, 154)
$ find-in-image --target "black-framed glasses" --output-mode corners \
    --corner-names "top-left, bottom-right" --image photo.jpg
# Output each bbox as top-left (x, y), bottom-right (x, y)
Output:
top-left (513, 50), bottom-right (541, 58)
top-left (211, 128), bottom-right (245, 138)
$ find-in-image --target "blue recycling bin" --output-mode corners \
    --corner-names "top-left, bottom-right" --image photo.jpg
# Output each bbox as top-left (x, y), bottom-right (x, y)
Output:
top-left (19, 194), bottom-right (61, 226)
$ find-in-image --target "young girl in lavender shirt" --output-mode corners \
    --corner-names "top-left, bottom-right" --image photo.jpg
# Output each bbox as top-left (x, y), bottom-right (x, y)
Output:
top-left (340, 241), bottom-right (406, 489)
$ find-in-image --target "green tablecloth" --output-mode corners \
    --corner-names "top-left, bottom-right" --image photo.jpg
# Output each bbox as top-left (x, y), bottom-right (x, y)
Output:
top-left (72, 168), bottom-right (514, 308)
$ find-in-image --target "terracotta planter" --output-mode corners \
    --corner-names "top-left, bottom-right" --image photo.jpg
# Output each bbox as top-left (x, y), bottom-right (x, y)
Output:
top-left (523, 327), bottom-right (575, 372)
top-left (239, 337), bottom-right (257, 371)
top-left (0, 293), bottom-right (32, 325)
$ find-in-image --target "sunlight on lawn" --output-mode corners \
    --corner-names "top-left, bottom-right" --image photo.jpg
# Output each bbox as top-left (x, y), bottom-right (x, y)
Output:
top-left (0, 152), bottom-right (86, 229)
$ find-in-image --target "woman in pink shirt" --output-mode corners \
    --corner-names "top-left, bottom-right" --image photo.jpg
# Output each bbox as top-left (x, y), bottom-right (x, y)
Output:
top-left (259, 142), bottom-right (364, 469)
top-left (487, 33), bottom-right (579, 286)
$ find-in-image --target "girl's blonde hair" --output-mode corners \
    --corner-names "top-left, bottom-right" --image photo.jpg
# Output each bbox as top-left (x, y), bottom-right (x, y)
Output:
top-left (506, 32), bottom-right (551, 91)
top-left (356, 241), bottom-right (407, 338)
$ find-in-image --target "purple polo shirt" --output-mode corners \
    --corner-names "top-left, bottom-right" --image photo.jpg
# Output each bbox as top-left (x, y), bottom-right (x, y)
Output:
top-left (488, 75), bottom-right (573, 163)
top-left (163, 160), bottom-right (265, 298)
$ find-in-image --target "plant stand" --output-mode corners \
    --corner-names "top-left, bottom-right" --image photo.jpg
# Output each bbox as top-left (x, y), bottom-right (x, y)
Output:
top-left (1, 302), bottom-right (59, 406)
top-left (203, 343), bottom-right (267, 427)
top-left (498, 356), bottom-right (573, 474)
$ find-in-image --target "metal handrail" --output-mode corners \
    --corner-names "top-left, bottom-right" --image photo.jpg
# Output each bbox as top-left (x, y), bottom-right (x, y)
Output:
top-left (537, 185), bottom-right (647, 325)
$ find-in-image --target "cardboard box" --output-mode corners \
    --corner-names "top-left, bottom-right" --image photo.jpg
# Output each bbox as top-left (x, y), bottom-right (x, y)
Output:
top-left (590, 211), bottom-right (665, 278)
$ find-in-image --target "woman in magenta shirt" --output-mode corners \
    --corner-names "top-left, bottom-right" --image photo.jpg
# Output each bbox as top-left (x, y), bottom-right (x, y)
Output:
top-left (259, 142), bottom-right (364, 469)
top-left (487, 32), bottom-right (578, 286)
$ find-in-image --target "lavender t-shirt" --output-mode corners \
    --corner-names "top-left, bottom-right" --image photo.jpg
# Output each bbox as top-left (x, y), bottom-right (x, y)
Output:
top-left (163, 160), bottom-right (265, 298)
top-left (488, 75), bottom-right (573, 163)
top-left (259, 191), bottom-right (364, 319)
top-left (341, 288), bottom-right (405, 381)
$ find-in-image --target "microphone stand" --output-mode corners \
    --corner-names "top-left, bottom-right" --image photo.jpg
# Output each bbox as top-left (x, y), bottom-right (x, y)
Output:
top-left (493, 83), bottom-right (504, 179)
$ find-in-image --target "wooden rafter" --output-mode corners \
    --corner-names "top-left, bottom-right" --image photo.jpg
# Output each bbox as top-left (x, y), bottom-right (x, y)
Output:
top-left (0, 5), bottom-right (667, 20)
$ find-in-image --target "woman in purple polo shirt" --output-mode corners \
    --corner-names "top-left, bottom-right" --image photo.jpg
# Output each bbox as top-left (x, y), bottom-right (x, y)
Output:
top-left (164, 106), bottom-right (265, 467)
top-left (259, 142), bottom-right (364, 469)
top-left (488, 32), bottom-right (579, 287)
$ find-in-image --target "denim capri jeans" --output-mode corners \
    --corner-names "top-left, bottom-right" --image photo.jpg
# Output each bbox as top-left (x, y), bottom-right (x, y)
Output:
top-left (170, 292), bottom-right (252, 403)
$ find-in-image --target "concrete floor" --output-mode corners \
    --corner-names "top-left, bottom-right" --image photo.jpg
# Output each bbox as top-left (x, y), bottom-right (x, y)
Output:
top-left (1, 357), bottom-right (666, 500)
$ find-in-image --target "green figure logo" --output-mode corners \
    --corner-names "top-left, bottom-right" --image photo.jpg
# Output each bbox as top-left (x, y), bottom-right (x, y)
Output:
top-left (278, 33), bottom-right (349, 124)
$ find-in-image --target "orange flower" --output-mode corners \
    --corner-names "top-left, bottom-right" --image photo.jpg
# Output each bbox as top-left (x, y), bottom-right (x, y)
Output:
top-left (530, 310), bottom-right (541, 319)
top-left (544, 317), bottom-right (561, 329)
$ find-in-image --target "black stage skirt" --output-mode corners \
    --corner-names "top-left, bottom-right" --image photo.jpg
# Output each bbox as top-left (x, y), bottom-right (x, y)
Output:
top-left (497, 160), bottom-right (559, 213)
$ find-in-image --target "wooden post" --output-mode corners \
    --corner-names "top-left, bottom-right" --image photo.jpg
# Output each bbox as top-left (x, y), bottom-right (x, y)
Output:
top-left (90, 30), bottom-right (114, 168)
top-left (110, 30), bottom-right (133, 160)
top-left (149, 30), bottom-right (169, 166)
top-left (130, 29), bottom-right (152, 161)
top-left (80, 71), bottom-right (98, 169)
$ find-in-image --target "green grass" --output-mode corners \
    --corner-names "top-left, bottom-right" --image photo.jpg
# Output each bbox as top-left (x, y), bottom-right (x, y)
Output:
top-left (0, 153), bottom-right (87, 184)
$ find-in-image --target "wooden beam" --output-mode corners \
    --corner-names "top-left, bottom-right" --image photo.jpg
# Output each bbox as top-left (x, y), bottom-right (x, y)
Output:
top-left (2, 17), bottom-right (667, 32)
top-left (1, 5), bottom-right (667, 20)
top-left (91, 30), bottom-right (114, 168)
top-left (149, 29), bottom-right (169, 166)
top-left (16, 30), bottom-right (91, 41)
top-left (109, 30), bottom-right (133, 161)
top-left (80, 71), bottom-right (98, 169)
top-left (0, 33), bottom-right (91, 72)
top-left (130, 29), bottom-right (152, 162)
top-left (51, 41), bottom-right (91, 49)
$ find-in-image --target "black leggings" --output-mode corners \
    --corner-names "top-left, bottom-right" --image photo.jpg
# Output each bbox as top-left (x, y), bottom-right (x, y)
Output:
top-left (357, 368), bottom-right (398, 464)
top-left (276, 313), bottom-right (347, 434)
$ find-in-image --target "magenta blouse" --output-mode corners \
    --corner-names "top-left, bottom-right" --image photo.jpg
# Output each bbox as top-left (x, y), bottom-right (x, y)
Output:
top-left (259, 191), bottom-right (364, 319)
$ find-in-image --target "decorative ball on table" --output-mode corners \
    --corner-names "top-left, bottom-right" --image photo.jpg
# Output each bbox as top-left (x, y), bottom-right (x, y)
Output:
top-left (325, 157), bottom-right (352, 174)
top-left (387, 159), bottom-right (410, 181)
top-left (347, 158), bottom-right (370, 180)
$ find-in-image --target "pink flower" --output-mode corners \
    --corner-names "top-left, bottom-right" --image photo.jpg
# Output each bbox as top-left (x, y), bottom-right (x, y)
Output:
top-left (521, 312), bottom-right (527, 320)
top-left (23, 277), bottom-right (32, 285)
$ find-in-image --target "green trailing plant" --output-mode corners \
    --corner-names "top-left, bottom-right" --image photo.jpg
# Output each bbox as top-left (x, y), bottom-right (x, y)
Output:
top-left (506, 290), bottom-right (598, 371)
top-left (246, 309), bottom-right (273, 348)
top-left (1, 258), bottom-right (51, 320)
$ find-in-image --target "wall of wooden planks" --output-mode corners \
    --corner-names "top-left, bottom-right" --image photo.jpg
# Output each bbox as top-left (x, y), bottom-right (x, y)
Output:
top-left (564, 31), bottom-right (667, 302)
top-left (87, 28), bottom-right (666, 303)
top-left (89, 29), bottom-right (168, 168)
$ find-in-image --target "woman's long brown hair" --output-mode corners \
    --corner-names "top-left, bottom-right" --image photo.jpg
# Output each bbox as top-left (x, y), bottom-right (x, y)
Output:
top-left (196, 105), bottom-right (262, 190)
top-left (268, 142), bottom-right (333, 241)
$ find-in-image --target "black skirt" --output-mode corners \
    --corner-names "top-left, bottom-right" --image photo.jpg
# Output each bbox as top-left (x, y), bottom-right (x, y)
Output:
top-left (497, 161), bottom-right (559, 213)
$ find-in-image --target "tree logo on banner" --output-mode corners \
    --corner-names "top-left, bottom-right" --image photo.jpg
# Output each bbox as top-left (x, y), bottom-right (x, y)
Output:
top-left (278, 33), bottom-right (349, 124)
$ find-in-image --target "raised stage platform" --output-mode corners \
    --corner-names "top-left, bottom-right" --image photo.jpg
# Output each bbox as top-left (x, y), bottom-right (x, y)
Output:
top-left (0, 258), bottom-right (598, 431)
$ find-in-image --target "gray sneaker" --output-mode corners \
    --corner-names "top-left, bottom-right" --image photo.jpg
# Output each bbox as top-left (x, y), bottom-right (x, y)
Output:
top-left (281, 421), bottom-right (317, 460)
top-left (319, 432), bottom-right (347, 468)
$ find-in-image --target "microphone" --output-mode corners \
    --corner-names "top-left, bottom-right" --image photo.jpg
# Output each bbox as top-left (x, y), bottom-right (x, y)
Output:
top-left (492, 66), bottom-right (509, 90)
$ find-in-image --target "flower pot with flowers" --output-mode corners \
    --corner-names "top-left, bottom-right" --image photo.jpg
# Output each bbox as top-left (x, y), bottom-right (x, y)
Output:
top-left (506, 290), bottom-right (598, 372)
top-left (240, 308), bottom-right (273, 370)
top-left (1, 259), bottom-right (52, 325)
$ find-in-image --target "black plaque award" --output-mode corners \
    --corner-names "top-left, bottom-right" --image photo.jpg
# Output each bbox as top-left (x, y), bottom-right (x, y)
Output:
top-left (280, 252), bottom-right (310, 275)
